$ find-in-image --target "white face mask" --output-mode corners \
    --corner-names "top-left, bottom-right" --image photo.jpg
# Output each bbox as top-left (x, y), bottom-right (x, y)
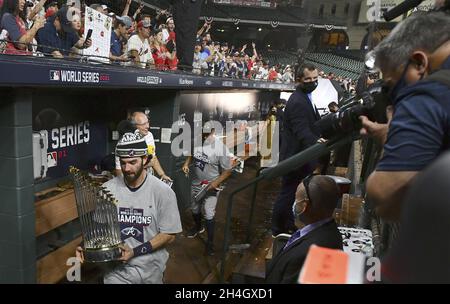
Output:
top-left (292, 199), bottom-right (306, 218)
top-left (292, 201), bottom-right (297, 218)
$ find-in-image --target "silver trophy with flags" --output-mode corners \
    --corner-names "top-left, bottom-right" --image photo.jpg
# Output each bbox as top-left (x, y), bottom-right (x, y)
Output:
top-left (69, 167), bottom-right (122, 262)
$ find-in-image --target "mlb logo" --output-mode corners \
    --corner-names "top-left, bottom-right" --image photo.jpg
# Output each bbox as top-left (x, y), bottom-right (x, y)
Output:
top-left (47, 152), bottom-right (57, 168)
top-left (50, 70), bottom-right (60, 81)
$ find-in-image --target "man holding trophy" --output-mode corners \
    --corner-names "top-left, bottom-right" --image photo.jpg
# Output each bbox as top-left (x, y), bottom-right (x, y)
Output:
top-left (76, 131), bottom-right (182, 284)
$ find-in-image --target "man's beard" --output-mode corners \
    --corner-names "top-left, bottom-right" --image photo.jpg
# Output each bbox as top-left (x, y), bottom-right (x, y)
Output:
top-left (124, 162), bottom-right (145, 184)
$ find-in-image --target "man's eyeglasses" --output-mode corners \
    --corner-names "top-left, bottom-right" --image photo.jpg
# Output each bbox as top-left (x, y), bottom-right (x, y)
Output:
top-left (303, 173), bottom-right (318, 204)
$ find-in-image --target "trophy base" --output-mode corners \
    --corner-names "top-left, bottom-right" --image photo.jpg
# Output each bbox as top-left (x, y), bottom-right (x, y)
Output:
top-left (84, 244), bottom-right (122, 263)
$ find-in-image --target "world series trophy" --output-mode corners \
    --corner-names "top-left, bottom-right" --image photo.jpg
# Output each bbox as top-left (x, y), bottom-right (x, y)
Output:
top-left (69, 167), bottom-right (122, 262)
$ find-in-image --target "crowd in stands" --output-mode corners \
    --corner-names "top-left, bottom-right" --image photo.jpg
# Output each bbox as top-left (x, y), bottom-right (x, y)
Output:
top-left (0, 0), bottom-right (359, 84)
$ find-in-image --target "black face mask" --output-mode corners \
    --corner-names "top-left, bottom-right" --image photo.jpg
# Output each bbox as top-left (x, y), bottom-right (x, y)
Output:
top-left (386, 61), bottom-right (410, 102)
top-left (301, 80), bottom-right (318, 94)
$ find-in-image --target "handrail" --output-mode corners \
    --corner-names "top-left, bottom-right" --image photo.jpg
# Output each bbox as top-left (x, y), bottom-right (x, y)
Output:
top-left (245, 166), bottom-right (266, 244)
top-left (219, 132), bottom-right (356, 282)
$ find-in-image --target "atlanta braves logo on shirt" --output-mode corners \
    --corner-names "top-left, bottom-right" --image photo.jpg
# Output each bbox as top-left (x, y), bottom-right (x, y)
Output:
top-left (118, 207), bottom-right (152, 243)
top-left (193, 152), bottom-right (211, 171)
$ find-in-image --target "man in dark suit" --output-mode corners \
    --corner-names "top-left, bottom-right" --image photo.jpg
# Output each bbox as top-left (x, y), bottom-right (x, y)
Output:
top-left (271, 63), bottom-right (323, 236)
top-left (266, 175), bottom-right (343, 284)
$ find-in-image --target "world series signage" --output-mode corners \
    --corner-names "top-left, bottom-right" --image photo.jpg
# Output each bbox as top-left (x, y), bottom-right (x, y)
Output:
top-left (0, 55), bottom-right (294, 91)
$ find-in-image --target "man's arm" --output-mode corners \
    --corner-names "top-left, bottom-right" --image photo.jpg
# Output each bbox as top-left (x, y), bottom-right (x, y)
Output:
top-left (122, 0), bottom-right (131, 16)
top-left (364, 95), bottom-right (446, 221)
top-left (149, 232), bottom-right (176, 249)
top-left (133, 2), bottom-right (144, 20)
top-left (28, 0), bottom-right (47, 21)
top-left (366, 171), bottom-right (417, 221)
top-left (119, 233), bottom-right (176, 261)
top-left (110, 51), bottom-right (127, 61)
top-left (209, 169), bottom-right (232, 190)
top-left (252, 42), bottom-right (258, 60)
top-left (13, 15), bottom-right (45, 49)
top-left (152, 155), bottom-right (172, 181)
top-left (287, 99), bottom-right (319, 147)
top-left (74, 37), bottom-right (92, 49)
top-left (359, 105), bottom-right (393, 145)
top-left (197, 22), bottom-right (207, 37)
top-left (182, 156), bottom-right (192, 176)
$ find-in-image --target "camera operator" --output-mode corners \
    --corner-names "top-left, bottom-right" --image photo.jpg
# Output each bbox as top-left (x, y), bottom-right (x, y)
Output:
top-left (360, 11), bottom-right (450, 221)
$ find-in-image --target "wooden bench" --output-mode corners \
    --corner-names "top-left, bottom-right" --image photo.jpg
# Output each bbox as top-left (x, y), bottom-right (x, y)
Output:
top-left (35, 188), bottom-right (78, 237)
top-left (36, 236), bottom-right (82, 284)
top-left (35, 187), bottom-right (80, 283)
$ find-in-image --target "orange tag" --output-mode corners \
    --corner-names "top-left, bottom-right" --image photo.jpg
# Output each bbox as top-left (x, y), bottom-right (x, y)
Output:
top-left (298, 245), bottom-right (348, 284)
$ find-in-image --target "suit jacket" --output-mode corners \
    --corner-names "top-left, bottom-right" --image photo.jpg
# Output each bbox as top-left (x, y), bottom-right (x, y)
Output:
top-left (265, 220), bottom-right (343, 284)
top-left (280, 87), bottom-right (321, 178)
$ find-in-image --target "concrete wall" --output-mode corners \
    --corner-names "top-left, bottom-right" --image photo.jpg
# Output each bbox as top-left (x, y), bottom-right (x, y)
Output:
top-left (0, 88), bottom-right (36, 283)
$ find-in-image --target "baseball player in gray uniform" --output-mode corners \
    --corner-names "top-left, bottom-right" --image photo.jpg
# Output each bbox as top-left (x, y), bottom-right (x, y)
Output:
top-left (182, 127), bottom-right (233, 256)
top-left (76, 131), bottom-right (182, 283)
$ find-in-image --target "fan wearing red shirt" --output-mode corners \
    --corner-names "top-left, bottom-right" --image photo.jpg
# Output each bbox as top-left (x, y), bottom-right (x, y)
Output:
top-left (152, 28), bottom-right (176, 71)
top-left (268, 66), bottom-right (279, 82)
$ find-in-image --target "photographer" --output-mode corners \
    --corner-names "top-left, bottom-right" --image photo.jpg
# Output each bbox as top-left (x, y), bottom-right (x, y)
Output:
top-left (360, 11), bottom-right (450, 221)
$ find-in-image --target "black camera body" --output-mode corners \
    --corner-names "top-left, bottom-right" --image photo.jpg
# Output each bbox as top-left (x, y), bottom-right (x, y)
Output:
top-left (315, 81), bottom-right (390, 139)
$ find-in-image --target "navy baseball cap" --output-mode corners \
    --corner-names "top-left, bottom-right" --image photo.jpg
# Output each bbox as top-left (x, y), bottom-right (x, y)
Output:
top-left (56, 6), bottom-right (76, 34)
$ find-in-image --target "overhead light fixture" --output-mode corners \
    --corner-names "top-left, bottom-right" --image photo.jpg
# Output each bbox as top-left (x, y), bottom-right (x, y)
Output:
top-left (258, 28), bottom-right (262, 31)
top-left (236, 26), bottom-right (240, 30)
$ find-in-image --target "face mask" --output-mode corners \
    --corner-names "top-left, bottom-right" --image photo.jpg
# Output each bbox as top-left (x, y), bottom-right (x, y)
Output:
top-left (292, 200), bottom-right (306, 218)
top-left (302, 80), bottom-right (318, 94)
top-left (388, 61), bottom-right (410, 101)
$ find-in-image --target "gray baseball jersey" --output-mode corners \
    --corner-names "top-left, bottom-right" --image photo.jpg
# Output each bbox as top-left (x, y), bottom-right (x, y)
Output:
top-left (192, 135), bottom-right (233, 185)
top-left (101, 172), bottom-right (182, 284)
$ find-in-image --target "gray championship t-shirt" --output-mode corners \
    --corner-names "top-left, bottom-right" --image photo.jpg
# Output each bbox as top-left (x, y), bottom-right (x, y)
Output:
top-left (102, 173), bottom-right (182, 284)
top-left (192, 136), bottom-right (233, 185)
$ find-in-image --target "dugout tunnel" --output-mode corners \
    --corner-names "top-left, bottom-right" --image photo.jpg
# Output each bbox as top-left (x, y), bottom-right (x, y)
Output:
top-left (0, 55), bottom-right (293, 283)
